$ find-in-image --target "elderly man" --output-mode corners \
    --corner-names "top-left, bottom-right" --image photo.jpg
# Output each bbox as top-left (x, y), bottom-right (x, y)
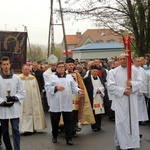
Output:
top-left (84, 60), bottom-right (94, 78)
top-left (65, 58), bottom-right (95, 137)
top-left (19, 64), bottom-right (47, 134)
top-left (84, 65), bottom-right (105, 131)
top-left (107, 54), bottom-right (143, 150)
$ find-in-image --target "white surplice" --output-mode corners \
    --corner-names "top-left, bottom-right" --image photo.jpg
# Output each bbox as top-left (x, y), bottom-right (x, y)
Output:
top-left (45, 74), bottom-right (79, 112)
top-left (132, 65), bottom-right (148, 122)
top-left (106, 69), bottom-right (116, 110)
top-left (107, 66), bottom-right (142, 149)
top-left (43, 68), bottom-right (56, 107)
top-left (91, 75), bottom-right (105, 114)
top-left (145, 69), bottom-right (150, 99)
top-left (0, 74), bottom-right (25, 119)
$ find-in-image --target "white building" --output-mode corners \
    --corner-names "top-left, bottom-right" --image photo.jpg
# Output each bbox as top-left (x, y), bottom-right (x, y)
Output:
top-left (72, 42), bottom-right (124, 60)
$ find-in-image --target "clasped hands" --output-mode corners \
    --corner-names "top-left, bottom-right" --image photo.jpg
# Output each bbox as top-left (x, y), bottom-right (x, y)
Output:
top-left (96, 89), bottom-right (101, 94)
top-left (124, 80), bottom-right (132, 96)
top-left (56, 86), bottom-right (65, 91)
top-left (0, 96), bottom-right (18, 107)
top-left (7, 96), bottom-right (18, 102)
top-left (56, 86), bottom-right (85, 96)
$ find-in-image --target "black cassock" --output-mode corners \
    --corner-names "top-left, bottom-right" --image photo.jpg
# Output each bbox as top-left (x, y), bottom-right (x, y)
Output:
top-left (83, 75), bottom-right (106, 131)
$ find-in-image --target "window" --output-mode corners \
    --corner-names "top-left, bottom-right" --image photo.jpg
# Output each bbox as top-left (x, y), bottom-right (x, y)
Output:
top-left (107, 39), bottom-right (114, 42)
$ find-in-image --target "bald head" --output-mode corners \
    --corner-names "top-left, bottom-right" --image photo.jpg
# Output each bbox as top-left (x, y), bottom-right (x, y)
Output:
top-left (87, 61), bottom-right (94, 69)
top-left (119, 53), bottom-right (128, 58)
top-left (119, 53), bottom-right (127, 67)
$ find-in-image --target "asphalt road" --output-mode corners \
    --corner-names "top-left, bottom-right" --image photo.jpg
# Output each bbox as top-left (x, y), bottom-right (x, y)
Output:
top-left (0, 112), bottom-right (150, 150)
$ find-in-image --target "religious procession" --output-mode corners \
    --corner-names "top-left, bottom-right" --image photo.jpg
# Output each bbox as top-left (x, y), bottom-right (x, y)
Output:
top-left (0, 50), bottom-right (150, 150)
top-left (1, 0), bottom-right (150, 149)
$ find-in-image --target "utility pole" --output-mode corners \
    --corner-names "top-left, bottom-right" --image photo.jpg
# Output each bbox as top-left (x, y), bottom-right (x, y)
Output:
top-left (47, 0), bottom-right (54, 57)
top-left (47, 0), bottom-right (68, 59)
top-left (58, 0), bottom-right (68, 59)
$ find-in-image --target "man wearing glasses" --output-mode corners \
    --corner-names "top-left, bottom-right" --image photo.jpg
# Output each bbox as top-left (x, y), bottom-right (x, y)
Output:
top-left (44, 62), bottom-right (84, 146)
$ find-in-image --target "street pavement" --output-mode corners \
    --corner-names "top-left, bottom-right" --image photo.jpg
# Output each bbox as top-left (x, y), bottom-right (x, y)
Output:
top-left (0, 112), bottom-right (150, 150)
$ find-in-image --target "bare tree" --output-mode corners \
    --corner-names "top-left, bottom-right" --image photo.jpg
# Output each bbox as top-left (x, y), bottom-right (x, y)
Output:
top-left (27, 44), bottom-right (46, 62)
top-left (58, 0), bottom-right (150, 56)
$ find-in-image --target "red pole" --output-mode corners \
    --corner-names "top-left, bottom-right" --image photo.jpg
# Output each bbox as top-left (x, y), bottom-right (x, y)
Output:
top-left (122, 35), bottom-right (132, 135)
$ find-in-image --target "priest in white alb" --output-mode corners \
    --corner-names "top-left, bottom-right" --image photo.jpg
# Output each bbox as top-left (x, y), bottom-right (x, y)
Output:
top-left (132, 57), bottom-right (148, 125)
top-left (19, 64), bottom-right (47, 134)
top-left (107, 54), bottom-right (143, 150)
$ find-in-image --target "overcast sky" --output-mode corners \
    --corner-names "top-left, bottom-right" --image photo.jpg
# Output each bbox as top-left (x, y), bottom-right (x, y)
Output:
top-left (0, 0), bottom-right (96, 46)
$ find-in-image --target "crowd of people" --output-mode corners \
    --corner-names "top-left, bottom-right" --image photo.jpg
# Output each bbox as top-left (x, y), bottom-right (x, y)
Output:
top-left (0, 53), bottom-right (149, 150)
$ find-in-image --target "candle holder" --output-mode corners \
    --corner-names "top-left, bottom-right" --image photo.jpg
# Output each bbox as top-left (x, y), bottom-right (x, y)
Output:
top-left (6, 83), bottom-right (12, 102)
top-left (7, 90), bottom-right (11, 97)
top-left (6, 90), bottom-right (12, 103)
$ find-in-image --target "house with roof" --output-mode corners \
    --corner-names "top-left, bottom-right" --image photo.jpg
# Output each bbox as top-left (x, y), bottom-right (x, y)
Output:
top-left (72, 42), bottom-right (124, 60)
top-left (61, 28), bottom-right (124, 59)
top-left (61, 29), bottom-right (122, 50)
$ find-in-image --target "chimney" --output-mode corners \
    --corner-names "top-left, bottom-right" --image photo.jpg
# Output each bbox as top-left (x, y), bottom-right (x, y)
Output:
top-left (76, 32), bottom-right (81, 37)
